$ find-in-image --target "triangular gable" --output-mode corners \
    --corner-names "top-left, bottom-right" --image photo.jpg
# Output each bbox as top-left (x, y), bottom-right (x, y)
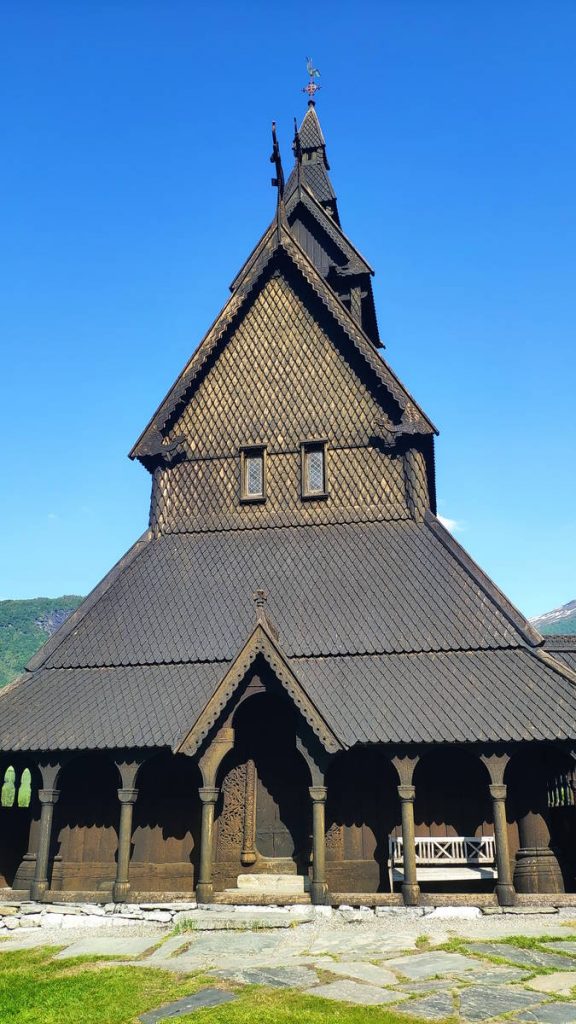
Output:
top-left (286, 183), bottom-right (374, 273)
top-left (130, 217), bottom-right (436, 462)
top-left (175, 623), bottom-right (342, 756)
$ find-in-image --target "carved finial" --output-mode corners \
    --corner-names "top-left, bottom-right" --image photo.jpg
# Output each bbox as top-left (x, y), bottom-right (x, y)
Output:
top-left (303, 57), bottom-right (321, 102)
top-left (252, 588), bottom-right (279, 640)
top-left (253, 588), bottom-right (268, 617)
top-left (270, 122), bottom-right (285, 199)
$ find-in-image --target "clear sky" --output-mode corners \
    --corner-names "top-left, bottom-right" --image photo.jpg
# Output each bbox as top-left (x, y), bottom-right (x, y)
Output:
top-left (1, 1), bottom-right (574, 618)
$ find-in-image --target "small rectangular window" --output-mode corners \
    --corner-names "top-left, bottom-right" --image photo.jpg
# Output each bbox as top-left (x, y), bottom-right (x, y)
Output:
top-left (240, 446), bottom-right (266, 502)
top-left (301, 441), bottom-right (328, 499)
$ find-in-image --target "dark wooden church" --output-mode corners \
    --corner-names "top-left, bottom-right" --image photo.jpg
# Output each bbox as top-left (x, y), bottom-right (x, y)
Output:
top-left (2, 101), bottom-right (576, 908)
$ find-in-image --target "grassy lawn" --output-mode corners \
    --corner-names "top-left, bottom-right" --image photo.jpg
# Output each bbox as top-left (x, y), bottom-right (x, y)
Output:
top-left (0, 947), bottom-right (451, 1024)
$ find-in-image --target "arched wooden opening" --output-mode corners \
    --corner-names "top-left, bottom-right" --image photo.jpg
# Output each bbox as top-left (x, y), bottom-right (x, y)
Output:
top-left (413, 748), bottom-right (492, 894)
top-left (506, 745), bottom-right (575, 894)
top-left (0, 760), bottom-right (40, 890)
top-left (325, 748), bottom-right (399, 893)
top-left (131, 752), bottom-right (202, 894)
top-left (53, 753), bottom-right (120, 893)
top-left (214, 692), bottom-right (312, 892)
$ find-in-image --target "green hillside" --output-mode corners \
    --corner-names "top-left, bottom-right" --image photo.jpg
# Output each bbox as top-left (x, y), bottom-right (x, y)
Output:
top-left (0, 596), bottom-right (83, 689)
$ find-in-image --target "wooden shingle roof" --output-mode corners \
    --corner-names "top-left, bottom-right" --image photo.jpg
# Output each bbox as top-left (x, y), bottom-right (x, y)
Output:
top-left (2, 515), bottom-right (575, 752)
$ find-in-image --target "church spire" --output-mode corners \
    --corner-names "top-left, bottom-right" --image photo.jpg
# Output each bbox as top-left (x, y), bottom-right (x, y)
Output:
top-left (285, 100), bottom-right (340, 225)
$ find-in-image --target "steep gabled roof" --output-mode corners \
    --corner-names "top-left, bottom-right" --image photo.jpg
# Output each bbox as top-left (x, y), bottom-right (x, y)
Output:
top-left (3, 512), bottom-right (576, 752)
top-left (130, 216), bottom-right (435, 464)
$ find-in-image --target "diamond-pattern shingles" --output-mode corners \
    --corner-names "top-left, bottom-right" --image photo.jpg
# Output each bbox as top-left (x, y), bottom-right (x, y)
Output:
top-left (542, 638), bottom-right (576, 674)
top-left (299, 106), bottom-right (326, 150)
top-left (295, 649), bottom-right (576, 744)
top-left (44, 519), bottom-right (521, 671)
top-left (0, 663), bottom-right (223, 752)
top-left (152, 447), bottom-right (409, 534)
top-left (167, 275), bottom-right (388, 457)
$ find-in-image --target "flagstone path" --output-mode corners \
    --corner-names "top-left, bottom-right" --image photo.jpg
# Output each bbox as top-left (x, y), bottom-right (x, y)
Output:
top-left (4, 910), bottom-right (576, 1020)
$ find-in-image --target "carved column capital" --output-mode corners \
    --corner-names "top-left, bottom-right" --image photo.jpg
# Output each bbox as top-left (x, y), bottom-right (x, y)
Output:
top-left (199, 786), bottom-right (219, 804)
top-left (398, 784), bottom-right (416, 802)
top-left (309, 786), bottom-right (328, 803)
top-left (118, 788), bottom-right (138, 804)
top-left (489, 783), bottom-right (507, 801)
top-left (38, 788), bottom-right (60, 806)
top-left (480, 752), bottom-right (510, 786)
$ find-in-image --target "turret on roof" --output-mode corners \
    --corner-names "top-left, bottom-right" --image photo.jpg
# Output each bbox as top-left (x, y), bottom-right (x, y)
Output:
top-left (285, 101), bottom-right (340, 225)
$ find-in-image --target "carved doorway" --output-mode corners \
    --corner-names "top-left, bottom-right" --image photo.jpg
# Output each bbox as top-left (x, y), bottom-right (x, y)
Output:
top-left (214, 689), bottom-right (312, 889)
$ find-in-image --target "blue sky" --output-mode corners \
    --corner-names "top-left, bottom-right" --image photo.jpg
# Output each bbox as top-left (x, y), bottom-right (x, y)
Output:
top-left (1, 1), bottom-right (574, 617)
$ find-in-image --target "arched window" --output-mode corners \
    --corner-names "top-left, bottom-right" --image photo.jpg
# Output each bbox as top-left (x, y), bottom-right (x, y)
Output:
top-left (17, 768), bottom-right (32, 808)
top-left (1, 766), bottom-right (16, 808)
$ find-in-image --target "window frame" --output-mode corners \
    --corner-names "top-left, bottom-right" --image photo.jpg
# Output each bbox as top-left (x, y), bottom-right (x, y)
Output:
top-left (300, 439), bottom-right (329, 500)
top-left (240, 445), bottom-right (267, 503)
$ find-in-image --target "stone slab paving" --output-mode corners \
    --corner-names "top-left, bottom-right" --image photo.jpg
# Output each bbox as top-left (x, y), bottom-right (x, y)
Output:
top-left (167, 930), bottom-right (284, 963)
top-left (527, 971), bottom-right (576, 995)
top-left (147, 936), bottom-right (193, 960)
top-left (515, 1005), bottom-right (576, 1022)
top-left (384, 950), bottom-right (484, 980)
top-left (458, 985), bottom-right (547, 1021)
top-left (312, 959), bottom-right (398, 986)
top-left (396, 991), bottom-right (456, 1019)
top-left (54, 935), bottom-right (165, 959)
top-left (212, 966), bottom-right (319, 988)
top-left (465, 942), bottom-right (576, 970)
top-left (305, 979), bottom-right (408, 1006)
top-left (139, 989), bottom-right (236, 1022)
top-left (546, 940), bottom-right (576, 956)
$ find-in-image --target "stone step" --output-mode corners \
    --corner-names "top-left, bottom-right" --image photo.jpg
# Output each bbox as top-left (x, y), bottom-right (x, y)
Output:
top-left (233, 874), bottom-right (310, 894)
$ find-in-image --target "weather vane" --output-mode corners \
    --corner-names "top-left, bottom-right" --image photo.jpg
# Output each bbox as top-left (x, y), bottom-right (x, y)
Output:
top-left (303, 57), bottom-right (321, 100)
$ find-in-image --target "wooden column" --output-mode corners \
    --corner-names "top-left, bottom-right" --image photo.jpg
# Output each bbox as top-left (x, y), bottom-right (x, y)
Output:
top-left (113, 787), bottom-right (138, 902)
top-left (489, 783), bottom-right (515, 906)
top-left (30, 788), bottom-right (59, 901)
top-left (309, 785), bottom-right (328, 905)
top-left (196, 786), bottom-right (219, 903)
top-left (398, 784), bottom-right (420, 906)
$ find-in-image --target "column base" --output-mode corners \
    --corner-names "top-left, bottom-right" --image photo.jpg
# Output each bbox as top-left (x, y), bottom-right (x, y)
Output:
top-left (13, 853), bottom-right (37, 891)
top-left (196, 882), bottom-right (214, 904)
top-left (310, 881), bottom-right (328, 905)
top-left (496, 882), bottom-right (516, 907)
top-left (402, 882), bottom-right (421, 906)
top-left (514, 847), bottom-right (564, 894)
top-left (113, 881), bottom-right (131, 902)
top-left (30, 880), bottom-right (48, 901)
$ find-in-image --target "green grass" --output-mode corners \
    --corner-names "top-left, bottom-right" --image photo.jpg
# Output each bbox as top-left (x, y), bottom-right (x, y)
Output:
top-left (0, 946), bottom-right (455, 1023)
top-left (0, 946), bottom-right (206, 1024)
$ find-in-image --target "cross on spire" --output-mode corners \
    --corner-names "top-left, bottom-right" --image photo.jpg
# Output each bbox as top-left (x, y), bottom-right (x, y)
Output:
top-left (303, 57), bottom-right (321, 102)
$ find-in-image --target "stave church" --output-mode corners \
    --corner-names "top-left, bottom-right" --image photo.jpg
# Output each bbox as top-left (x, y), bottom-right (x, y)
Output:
top-left (2, 92), bottom-right (576, 909)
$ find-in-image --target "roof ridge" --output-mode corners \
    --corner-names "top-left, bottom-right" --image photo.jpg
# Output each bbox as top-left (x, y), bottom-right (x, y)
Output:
top-left (26, 530), bottom-right (152, 673)
top-left (424, 511), bottom-right (543, 648)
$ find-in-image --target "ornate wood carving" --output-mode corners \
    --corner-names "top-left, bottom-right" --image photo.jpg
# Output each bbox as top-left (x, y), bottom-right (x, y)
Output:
top-left (241, 759), bottom-right (257, 865)
top-left (217, 763), bottom-right (246, 860)
top-left (325, 821), bottom-right (344, 860)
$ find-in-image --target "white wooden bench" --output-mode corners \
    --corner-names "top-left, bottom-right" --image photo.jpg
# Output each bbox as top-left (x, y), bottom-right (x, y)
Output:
top-left (389, 835), bottom-right (497, 891)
